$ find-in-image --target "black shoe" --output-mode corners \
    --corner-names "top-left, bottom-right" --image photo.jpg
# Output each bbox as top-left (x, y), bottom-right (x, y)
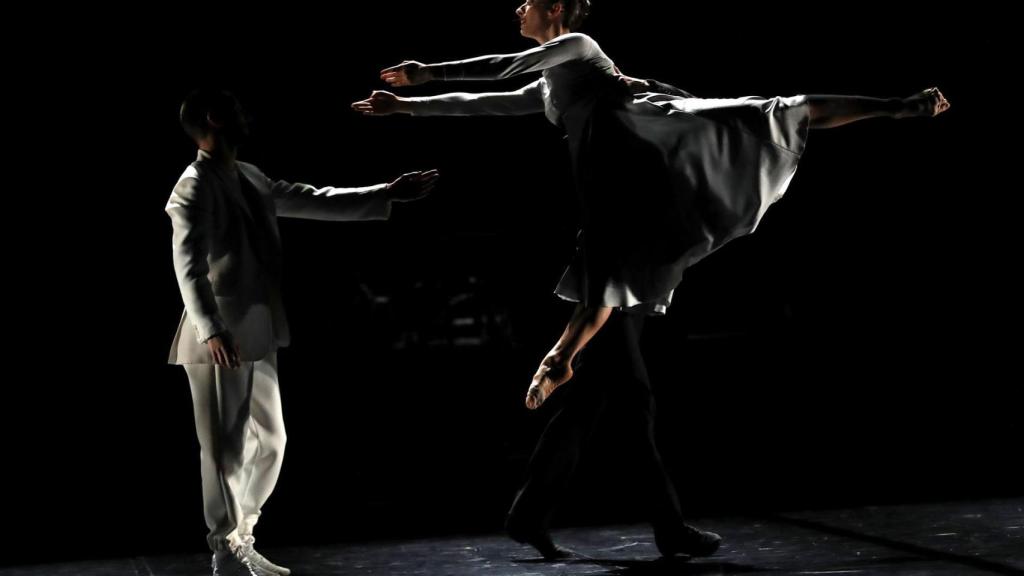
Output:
top-left (506, 517), bottom-right (574, 560)
top-left (654, 523), bottom-right (722, 558)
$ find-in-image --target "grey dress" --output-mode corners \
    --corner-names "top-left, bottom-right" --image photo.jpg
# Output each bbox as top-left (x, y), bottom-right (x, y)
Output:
top-left (407, 32), bottom-right (809, 314)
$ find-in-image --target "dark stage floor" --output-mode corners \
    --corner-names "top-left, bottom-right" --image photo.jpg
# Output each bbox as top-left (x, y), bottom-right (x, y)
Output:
top-left (3, 498), bottom-right (1021, 575)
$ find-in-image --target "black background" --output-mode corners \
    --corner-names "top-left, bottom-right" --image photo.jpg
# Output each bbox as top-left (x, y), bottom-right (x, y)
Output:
top-left (4, 3), bottom-right (1018, 567)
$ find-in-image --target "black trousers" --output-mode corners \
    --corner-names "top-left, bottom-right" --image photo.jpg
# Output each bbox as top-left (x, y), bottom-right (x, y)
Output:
top-left (508, 311), bottom-right (685, 534)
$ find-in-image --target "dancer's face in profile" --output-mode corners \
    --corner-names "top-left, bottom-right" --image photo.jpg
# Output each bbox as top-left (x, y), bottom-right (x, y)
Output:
top-left (516, 0), bottom-right (562, 43)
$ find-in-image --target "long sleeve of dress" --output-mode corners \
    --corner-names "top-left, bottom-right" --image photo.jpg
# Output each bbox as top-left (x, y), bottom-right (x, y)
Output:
top-left (406, 79), bottom-right (545, 117)
top-left (424, 33), bottom-right (596, 81)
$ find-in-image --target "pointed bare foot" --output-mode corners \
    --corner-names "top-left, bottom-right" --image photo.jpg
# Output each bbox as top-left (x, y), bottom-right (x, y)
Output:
top-left (896, 87), bottom-right (950, 118)
top-left (525, 355), bottom-right (574, 410)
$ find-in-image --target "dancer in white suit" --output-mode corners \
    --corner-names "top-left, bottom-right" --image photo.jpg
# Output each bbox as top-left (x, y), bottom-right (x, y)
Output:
top-left (168, 89), bottom-right (438, 576)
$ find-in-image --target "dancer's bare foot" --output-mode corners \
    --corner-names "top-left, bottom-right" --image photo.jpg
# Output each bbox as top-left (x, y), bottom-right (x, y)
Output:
top-left (896, 87), bottom-right (951, 118)
top-left (525, 355), bottom-right (574, 410)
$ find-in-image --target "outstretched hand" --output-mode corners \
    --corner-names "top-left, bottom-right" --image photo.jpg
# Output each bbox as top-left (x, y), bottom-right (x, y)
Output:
top-left (351, 90), bottom-right (405, 116)
top-left (386, 170), bottom-right (440, 203)
top-left (380, 61), bottom-right (432, 87)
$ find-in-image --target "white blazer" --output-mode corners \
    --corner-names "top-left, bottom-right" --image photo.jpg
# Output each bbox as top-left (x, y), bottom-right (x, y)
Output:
top-left (167, 150), bottom-right (392, 364)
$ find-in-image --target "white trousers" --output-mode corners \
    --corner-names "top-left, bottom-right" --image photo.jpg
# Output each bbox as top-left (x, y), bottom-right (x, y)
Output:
top-left (184, 352), bottom-right (286, 552)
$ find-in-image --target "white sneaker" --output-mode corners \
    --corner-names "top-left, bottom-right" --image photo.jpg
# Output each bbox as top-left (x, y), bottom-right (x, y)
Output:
top-left (211, 544), bottom-right (276, 576)
top-left (211, 549), bottom-right (255, 576)
top-left (238, 539), bottom-right (291, 576)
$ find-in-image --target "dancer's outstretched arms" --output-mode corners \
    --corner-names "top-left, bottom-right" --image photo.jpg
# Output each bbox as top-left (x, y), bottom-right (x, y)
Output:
top-left (379, 33), bottom-right (597, 87)
top-left (352, 80), bottom-right (545, 117)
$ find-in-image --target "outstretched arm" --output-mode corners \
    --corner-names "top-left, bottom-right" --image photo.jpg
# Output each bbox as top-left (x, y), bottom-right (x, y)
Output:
top-left (352, 79), bottom-right (545, 117)
top-left (266, 170), bottom-right (439, 221)
top-left (379, 33), bottom-right (595, 87)
top-left (525, 305), bottom-right (612, 410)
